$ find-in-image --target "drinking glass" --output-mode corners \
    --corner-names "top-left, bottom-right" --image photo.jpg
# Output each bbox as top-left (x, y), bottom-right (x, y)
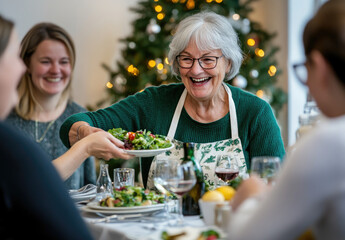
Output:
top-left (215, 154), bottom-right (239, 187)
top-left (251, 156), bottom-right (281, 185)
top-left (165, 161), bottom-right (196, 226)
top-left (153, 158), bottom-right (177, 219)
top-left (113, 168), bottom-right (135, 189)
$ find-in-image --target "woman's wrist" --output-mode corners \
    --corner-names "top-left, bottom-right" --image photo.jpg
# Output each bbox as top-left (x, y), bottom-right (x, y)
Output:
top-left (76, 123), bottom-right (90, 141)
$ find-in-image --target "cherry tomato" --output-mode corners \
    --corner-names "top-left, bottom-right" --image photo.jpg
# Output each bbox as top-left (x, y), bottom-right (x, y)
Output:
top-left (127, 132), bottom-right (136, 141)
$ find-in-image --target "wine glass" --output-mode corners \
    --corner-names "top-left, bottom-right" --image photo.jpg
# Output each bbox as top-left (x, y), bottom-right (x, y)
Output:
top-left (251, 156), bottom-right (281, 185)
top-left (215, 154), bottom-right (239, 187)
top-left (153, 158), bottom-right (177, 219)
top-left (165, 161), bottom-right (196, 226)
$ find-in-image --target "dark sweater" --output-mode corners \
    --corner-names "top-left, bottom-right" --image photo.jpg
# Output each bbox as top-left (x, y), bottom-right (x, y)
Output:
top-left (60, 83), bottom-right (285, 185)
top-left (6, 101), bottom-right (96, 189)
top-left (0, 122), bottom-right (93, 240)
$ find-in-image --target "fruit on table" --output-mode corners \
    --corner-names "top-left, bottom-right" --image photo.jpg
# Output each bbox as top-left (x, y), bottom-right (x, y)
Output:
top-left (201, 190), bottom-right (225, 202)
top-left (215, 186), bottom-right (236, 201)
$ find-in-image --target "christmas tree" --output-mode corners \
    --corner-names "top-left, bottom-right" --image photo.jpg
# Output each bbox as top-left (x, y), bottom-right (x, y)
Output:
top-left (98, 0), bottom-right (286, 116)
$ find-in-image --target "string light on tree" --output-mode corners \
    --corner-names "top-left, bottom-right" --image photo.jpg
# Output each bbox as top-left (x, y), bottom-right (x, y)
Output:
top-left (255, 48), bottom-right (265, 57)
top-left (157, 13), bottom-right (165, 20)
top-left (148, 60), bottom-right (156, 68)
top-left (106, 81), bottom-right (113, 89)
top-left (155, 5), bottom-right (163, 13)
top-left (127, 65), bottom-right (139, 76)
top-left (186, 0), bottom-right (195, 9)
top-left (247, 38), bottom-right (256, 47)
top-left (268, 65), bottom-right (277, 77)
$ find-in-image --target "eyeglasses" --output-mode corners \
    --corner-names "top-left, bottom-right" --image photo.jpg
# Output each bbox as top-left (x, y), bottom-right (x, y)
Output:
top-left (293, 62), bottom-right (308, 85)
top-left (176, 55), bottom-right (224, 69)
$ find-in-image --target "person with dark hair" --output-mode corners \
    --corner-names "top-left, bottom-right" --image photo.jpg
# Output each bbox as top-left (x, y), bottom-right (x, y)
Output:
top-left (0, 14), bottom-right (94, 239)
top-left (228, 1), bottom-right (345, 239)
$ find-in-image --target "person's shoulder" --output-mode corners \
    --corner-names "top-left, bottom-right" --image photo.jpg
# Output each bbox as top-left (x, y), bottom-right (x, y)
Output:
top-left (227, 83), bottom-right (271, 112)
top-left (65, 101), bottom-right (87, 114)
top-left (312, 116), bottom-right (345, 142)
top-left (134, 83), bottom-right (184, 99)
top-left (5, 110), bottom-right (21, 123)
top-left (0, 122), bottom-right (39, 153)
top-left (144, 83), bottom-right (184, 93)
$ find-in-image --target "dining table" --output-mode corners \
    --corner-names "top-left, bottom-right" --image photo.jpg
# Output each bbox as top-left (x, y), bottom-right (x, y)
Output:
top-left (78, 204), bottom-right (210, 240)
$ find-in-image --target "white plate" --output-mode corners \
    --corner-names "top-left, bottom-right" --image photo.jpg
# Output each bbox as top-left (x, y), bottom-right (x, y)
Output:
top-left (84, 202), bottom-right (164, 215)
top-left (124, 144), bottom-right (174, 157)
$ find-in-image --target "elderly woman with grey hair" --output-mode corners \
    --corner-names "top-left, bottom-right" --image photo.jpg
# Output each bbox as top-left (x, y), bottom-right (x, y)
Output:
top-left (60, 11), bottom-right (285, 190)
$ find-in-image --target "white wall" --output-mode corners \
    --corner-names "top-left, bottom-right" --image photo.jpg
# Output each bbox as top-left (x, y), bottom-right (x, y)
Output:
top-left (0, 0), bottom-right (139, 108)
top-left (287, 0), bottom-right (315, 145)
top-left (247, 0), bottom-right (288, 146)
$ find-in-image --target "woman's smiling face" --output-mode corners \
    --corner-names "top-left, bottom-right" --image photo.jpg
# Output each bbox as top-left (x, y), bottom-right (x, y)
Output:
top-left (179, 40), bottom-right (231, 102)
top-left (28, 39), bottom-right (71, 98)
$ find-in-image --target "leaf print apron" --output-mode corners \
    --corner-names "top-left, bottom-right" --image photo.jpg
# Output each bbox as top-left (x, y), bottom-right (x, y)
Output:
top-left (147, 83), bottom-right (247, 189)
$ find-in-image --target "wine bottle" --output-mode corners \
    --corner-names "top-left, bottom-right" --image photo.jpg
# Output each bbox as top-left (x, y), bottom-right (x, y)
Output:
top-left (182, 142), bottom-right (205, 215)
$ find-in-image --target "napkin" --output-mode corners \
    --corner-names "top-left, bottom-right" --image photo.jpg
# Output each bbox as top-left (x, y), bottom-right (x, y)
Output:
top-left (69, 184), bottom-right (97, 202)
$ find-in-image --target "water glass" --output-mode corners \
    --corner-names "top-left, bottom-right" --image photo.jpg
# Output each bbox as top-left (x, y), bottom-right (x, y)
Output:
top-left (153, 158), bottom-right (178, 219)
top-left (251, 156), bottom-right (281, 185)
top-left (114, 168), bottom-right (135, 189)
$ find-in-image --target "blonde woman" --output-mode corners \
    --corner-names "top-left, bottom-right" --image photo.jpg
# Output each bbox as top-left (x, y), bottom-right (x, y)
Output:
top-left (6, 22), bottom-right (97, 189)
top-left (0, 14), bottom-right (94, 239)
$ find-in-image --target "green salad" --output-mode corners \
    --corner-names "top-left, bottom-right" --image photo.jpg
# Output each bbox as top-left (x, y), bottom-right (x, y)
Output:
top-left (108, 128), bottom-right (172, 150)
top-left (100, 186), bottom-right (165, 207)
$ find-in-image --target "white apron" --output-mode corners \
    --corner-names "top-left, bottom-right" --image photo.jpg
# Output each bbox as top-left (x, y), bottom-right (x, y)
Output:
top-left (147, 83), bottom-right (247, 189)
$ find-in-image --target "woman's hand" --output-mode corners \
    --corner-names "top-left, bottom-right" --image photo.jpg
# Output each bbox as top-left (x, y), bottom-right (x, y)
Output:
top-left (231, 176), bottom-right (270, 211)
top-left (69, 121), bottom-right (103, 146)
top-left (54, 130), bottom-right (134, 180)
top-left (80, 131), bottom-right (134, 160)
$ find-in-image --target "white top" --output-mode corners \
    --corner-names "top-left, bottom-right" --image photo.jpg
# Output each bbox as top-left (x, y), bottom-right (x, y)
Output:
top-left (228, 115), bottom-right (345, 240)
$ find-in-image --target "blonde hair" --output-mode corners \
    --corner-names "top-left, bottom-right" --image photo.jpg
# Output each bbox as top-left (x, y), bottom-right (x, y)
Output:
top-left (16, 22), bottom-right (76, 119)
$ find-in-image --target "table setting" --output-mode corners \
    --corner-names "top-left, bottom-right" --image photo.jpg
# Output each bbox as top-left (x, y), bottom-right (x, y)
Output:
top-left (71, 128), bottom-right (282, 240)
top-left (69, 183), bottom-right (97, 203)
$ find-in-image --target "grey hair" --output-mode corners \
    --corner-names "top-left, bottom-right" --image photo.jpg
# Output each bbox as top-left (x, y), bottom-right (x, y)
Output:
top-left (168, 11), bottom-right (243, 80)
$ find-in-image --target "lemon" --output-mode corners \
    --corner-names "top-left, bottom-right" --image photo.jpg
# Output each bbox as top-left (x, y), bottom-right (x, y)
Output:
top-left (201, 190), bottom-right (225, 202)
top-left (215, 186), bottom-right (236, 201)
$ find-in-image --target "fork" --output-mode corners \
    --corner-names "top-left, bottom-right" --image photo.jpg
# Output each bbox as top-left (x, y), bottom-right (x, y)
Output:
top-left (69, 184), bottom-right (95, 194)
top-left (89, 213), bottom-right (142, 223)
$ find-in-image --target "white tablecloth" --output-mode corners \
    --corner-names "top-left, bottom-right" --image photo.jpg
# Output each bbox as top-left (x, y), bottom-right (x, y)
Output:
top-left (81, 211), bottom-right (206, 240)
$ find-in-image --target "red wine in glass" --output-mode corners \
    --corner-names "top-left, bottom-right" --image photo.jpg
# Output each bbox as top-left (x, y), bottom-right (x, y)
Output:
top-left (215, 168), bottom-right (239, 182)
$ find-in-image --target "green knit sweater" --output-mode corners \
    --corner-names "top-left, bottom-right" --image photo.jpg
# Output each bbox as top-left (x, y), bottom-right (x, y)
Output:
top-left (60, 83), bottom-right (285, 185)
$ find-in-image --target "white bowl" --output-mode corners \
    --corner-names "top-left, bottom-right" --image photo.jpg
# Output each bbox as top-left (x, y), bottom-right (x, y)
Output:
top-left (198, 199), bottom-right (226, 226)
